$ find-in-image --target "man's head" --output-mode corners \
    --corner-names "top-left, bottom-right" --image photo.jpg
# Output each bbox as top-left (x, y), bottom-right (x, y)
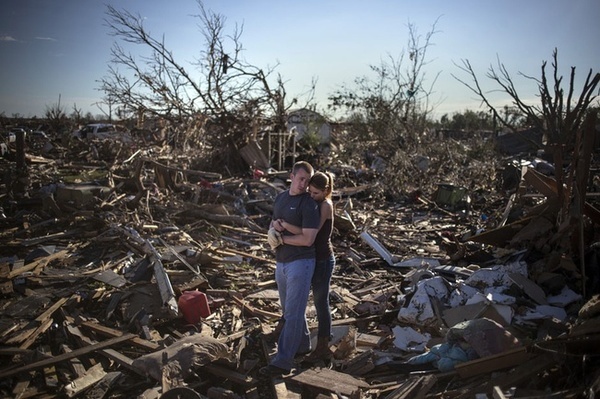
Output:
top-left (289, 161), bottom-right (314, 195)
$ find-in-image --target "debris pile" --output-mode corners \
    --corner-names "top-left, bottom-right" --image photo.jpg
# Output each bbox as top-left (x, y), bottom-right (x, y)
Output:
top-left (0, 131), bottom-right (599, 399)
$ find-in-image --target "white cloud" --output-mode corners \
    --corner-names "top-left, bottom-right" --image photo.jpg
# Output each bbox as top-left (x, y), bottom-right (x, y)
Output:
top-left (35, 37), bottom-right (57, 42)
top-left (0, 35), bottom-right (17, 42)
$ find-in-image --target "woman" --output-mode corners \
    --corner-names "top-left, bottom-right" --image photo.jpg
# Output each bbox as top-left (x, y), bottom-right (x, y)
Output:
top-left (276, 171), bottom-right (335, 361)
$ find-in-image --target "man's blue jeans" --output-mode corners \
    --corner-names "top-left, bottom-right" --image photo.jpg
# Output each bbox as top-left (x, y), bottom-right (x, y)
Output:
top-left (312, 254), bottom-right (335, 339)
top-left (271, 257), bottom-right (315, 370)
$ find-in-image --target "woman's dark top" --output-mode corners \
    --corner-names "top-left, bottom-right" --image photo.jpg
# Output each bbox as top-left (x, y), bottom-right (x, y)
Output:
top-left (315, 217), bottom-right (333, 261)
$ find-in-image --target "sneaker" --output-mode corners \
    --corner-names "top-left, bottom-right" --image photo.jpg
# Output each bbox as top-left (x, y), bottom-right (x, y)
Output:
top-left (259, 364), bottom-right (290, 377)
top-left (295, 348), bottom-right (312, 357)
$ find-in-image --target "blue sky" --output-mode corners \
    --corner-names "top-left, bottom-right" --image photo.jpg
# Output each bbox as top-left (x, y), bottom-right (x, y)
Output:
top-left (1, 0), bottom-right (598, 119)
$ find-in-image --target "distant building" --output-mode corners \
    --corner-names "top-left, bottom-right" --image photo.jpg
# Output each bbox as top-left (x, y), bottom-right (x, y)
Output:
top-left (287, 108), bottom-right (331, 143)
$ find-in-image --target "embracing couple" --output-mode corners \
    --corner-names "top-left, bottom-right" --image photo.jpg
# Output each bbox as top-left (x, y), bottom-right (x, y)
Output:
top-left (261, 161), bottom-right (336, 377)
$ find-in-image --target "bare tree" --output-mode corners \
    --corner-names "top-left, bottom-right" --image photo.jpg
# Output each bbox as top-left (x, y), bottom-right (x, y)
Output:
top-left (99, 1), bottom-right (314, 171)
top-left (70, 104), bottom-right (83, 123)
top-left (44, 95), bottom-right (69, 135)
top-left (454, 49), bottom-right (600, 281)
top-left (327, 20), bottom-right (442, 198)
top-left (454, 49), bottom-right (599, 143)
top-left (329, 19), bottom-right (440, 147)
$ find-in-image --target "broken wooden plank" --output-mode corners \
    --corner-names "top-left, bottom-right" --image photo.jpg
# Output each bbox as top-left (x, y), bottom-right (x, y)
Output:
top-left (35, 297), bottom-right (69, 323)
top-left (11, 374), bottom-right (32, 399)
top-left (0, 333), bottom-right (136, 379)
top-left (0, 347), bottom-right (46, 358)
top-left (178, 208), bottom-right (263, 231)
top-left (40, 345), bottom-right (59, 389)
top-left (19, 318), bottom-right (53, 349)
top-left (468, 216), bottom-right (535, 247)
top-left (484, 353), bottom-right (556, 395)
top-left (64, 362), bottom-right (106, 397)
top-left (144, 158), bottom-right (222, 180)
top-left (288, 367), bottom-right (369, 397)
top-left (79, 320), bottom-right (159, 352)
top-left (523, 166), bottom-right (600, 222)
top-left (356, 333), bottom-right (386, 349)
top-left (382, 374), bottom-right (437, 399)
top-left (342, 350), bottom-right (375, 376)
top-left (60, 344), bottom-right (87, 378)
top-left (231, 294), bottom-right (281, 321)
top-left (65, 322), bottom-right (147, 377)
top-left (216, 247), bottom-right (275, 264)
top-left (83, 371), bottom-right (122, 399)
top-left (8, 249), bottom-right (69, 278)
top-left (492, 386), bottom-right (508, 399)
top-left (454, 346), bottom-right (534, 378)
top-left (82, 252), bottom-right (134, 276)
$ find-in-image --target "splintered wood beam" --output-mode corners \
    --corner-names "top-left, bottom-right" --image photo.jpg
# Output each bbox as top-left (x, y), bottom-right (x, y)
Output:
top-left (66, 324), bottom-right (144, 376)
top-left (19, 318), bottom-right (53, 350)
top-left (216, 247), bottom-right (275, 264)
top-left (8, 249), bottom-right (69, 278)
top-left (64, 362), bottom-right (107, 397)
top-left (230, 294), bottom-right (281, 321)
top-left (382, 375), bottom-right (437, 399)
top-left (60, 344), bottom-right (87, 378)
top-left (35, 297), bottom-right (69, 322)
top-left (288, 367), bottom-right (369, 397)
top-left (79, 320), bottom-right (159, 352)
top-left (0, 333), bottom-right (136, 379)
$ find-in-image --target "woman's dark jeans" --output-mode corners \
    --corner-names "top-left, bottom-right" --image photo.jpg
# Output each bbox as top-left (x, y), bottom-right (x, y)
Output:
top-left (312, 254), bottom-right (335, 339)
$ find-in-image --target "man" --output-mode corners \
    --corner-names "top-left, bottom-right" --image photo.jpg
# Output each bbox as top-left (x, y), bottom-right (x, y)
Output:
top-left (260, 161), bottom-right (320, 376)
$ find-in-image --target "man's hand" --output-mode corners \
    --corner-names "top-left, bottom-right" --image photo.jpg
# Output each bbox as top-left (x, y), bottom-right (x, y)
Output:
top-left (267, 227), bottom-right (283, 250)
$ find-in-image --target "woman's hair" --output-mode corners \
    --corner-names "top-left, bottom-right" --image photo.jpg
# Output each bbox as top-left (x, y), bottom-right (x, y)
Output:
top-left (310, 171), bottom-right (334, 199)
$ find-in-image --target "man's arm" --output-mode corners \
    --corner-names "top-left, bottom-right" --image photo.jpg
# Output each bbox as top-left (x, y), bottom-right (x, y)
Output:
top-left (281, 227), bottom-right (318, 247)
top-left (276, 202), bottom-right (330, 234)
top-left (275, 219), bottom-right (301, 234)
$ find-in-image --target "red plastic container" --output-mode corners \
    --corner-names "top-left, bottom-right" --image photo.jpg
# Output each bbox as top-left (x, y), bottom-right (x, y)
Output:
top-left (178, 290), bottom-right (211, 324)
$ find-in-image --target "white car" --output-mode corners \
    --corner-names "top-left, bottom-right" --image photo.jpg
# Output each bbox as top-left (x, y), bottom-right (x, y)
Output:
top-left (30, 130), bottom-right (49, 141)
top-left (73, 123), bottom-right (131, 141)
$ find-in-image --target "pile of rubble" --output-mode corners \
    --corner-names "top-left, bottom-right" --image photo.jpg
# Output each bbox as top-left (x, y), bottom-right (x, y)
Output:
top-left (0, 135), bottom-right (599, 399)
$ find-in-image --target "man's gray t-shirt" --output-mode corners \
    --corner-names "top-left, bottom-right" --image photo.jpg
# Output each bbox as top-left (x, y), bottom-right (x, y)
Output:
top-left (272, 190), bottom-right (320, 263)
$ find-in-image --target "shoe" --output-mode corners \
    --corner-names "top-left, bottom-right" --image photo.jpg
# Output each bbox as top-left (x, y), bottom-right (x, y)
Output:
top-left (302, 337), bottom-right (333, 363)
top-left (295, 348), bottom-right (311, 357)
top-left (259, 364), bottom-right (290, 377)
